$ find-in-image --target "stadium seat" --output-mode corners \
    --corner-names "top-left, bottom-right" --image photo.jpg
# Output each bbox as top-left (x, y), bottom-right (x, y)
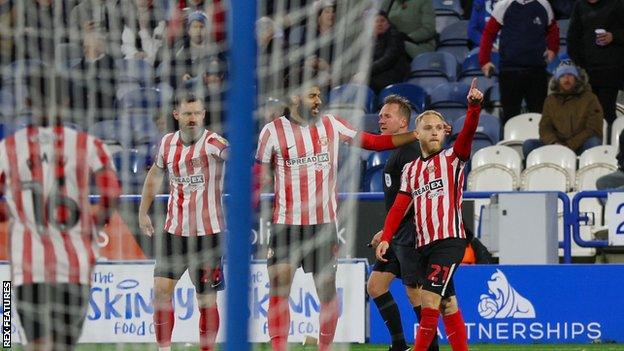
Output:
top-left (363, 167), bottom-right (385, 192)
top-left (450, 113), bottom-right (500, 155)
top-left (366, 150), bottom-right (392, 170)
top-left (119, 87), bottom-right (162, 113)
top-left (484, 83), bottom-right (502, 117)
top-left (328, 84), bottom-right (376, 113)
top-left (1, 59), bottom-right (47, 86)
top-left (429, 82), bottom-right (471, 122)
top-left (0, 90), bottom-right (14, 119)
top-left (576, 145), bottom-right (617, 191)
top-left (116, 59), bottom-right (154, 86)
top-left (362, 114), bottom-right (380, 133)
top-left (410, 52), bottom-right (458, 80)
top-left (323, 107), bottom-right (366, 126)
top-left (112, 148), bottom-right (153, 193)
top-left (458, 53), bottom-right (498, 91)
top-left (521, 145), bottom-right (577, 191)
top-left (498, 112), bottom-right (542, 158)
top-left (377, 83), bottom-right (427, 112)
top-left (433, 0), bottom-right (463, 33)
top-left (55, 42), bottom-right (82, 75)
top-left (610, 116), bottom-right (624, 145)
top-left (467, 145), bottom-right (521, 191)
top-left (409, 52), bottom-right (458, 93)
top-left (436, 20), bottom-right (470, 62)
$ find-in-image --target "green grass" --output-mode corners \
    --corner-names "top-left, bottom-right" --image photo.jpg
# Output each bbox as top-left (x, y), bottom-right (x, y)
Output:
top-left (12, 343), bottom-right (618, 351)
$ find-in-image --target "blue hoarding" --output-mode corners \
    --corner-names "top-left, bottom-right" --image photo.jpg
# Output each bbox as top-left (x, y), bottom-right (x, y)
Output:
top-left (369, 264), bottom-right (624, 344)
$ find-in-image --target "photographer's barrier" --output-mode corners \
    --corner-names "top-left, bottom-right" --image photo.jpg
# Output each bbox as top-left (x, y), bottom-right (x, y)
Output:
top-left (370, 264), bottom-right (624, 344)
top-left (0, 259), bottom-right (366, 344)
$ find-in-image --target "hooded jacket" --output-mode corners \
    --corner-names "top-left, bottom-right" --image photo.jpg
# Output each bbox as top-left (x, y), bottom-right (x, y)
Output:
top-left (539, 68), bottom-right (604, 151)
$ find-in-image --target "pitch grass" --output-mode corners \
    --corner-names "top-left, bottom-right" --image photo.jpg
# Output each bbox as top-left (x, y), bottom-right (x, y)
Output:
top-left (12, 344), bottom-right (619, 351)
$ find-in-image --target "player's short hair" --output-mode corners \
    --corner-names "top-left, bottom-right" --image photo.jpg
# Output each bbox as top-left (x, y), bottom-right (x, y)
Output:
top-left (382, 94), bottom-right (412, 123)
top-left (415, 110), bottom-right (446, 127)
top-left (174, 91), bottom-right (203, 110)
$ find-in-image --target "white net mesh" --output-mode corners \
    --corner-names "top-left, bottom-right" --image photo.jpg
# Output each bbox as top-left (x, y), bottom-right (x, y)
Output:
top-left (0, 0), bottom-right (383, 349)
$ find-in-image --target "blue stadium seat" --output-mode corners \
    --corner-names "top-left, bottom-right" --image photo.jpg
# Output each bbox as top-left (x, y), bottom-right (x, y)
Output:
top-left (1, 59), bottom-right (47, 86)
top-left (378, 83), bottom-right (427, 112)
top-left (410, 52), bottom-right (459, 81)
top-left (409, 52), bottom-right (458, 93)
top-left (429, 82), bottom-right (471, 106)
top-left (0, 90), bottom-right (14, 118)
top-left (119, 87), bottom-right (162, 116)
top-left (363, 167), bottom-right (385, 192)
top-left (116, 59), bottom-right (154, 86)
top-left (88, 120), bottom-right (124, 145)
top-left (436, 20), bottom-right (470, 62)
top-left (329, 84), bottom-right (376, 113)
top-left (428, 82), bottom-right (472, 123)
top-left (433, 0), bottom-right (463, 33)
top-left (112, 148), bottom-right (153, 193)
top-left (363, 114), bottom-right (380, 133)
top-left (450, 113), bottom-right (501, 155)
top-left (366, 150), bottom-right (392, 170)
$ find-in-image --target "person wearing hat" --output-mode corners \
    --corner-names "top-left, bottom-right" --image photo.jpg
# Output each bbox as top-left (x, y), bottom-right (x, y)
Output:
top-left (163, 10), bottom-right (220, 89)
top-left (522, 60), bottom-right (603, 157)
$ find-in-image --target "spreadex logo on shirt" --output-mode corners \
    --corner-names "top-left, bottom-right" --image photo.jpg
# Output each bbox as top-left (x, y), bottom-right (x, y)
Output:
top-left (285, 153), bottom-right (330, 170)
top-left (170, 174), bottom-right (205, 185)
top-left (412, 179), bottom-right (445, 199)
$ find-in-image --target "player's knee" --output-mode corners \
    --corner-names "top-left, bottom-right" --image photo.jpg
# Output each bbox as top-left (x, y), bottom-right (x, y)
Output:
top-left (316, 279), bottom-right (337, 303)
top-left (420, 289), bottom-right (441, 309)
top-left (196, 293), bottom-right (217, 308)
top-left (440, 296), bottom-right (459, 315)
top-left (366, 278), bottom-right (386, 298)
top-left (405, 286), bottom-right (421, 307)
top-left (153, 280), bottom-right (175, 302)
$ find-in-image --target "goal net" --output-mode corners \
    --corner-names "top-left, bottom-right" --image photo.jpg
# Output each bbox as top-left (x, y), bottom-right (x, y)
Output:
top-left (0, 0), bottom-right (380, 349)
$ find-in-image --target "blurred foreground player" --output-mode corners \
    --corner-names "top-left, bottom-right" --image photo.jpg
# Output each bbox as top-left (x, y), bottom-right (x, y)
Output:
top-left (0, 77), bottom-right (121, 350)
top-left (139, 93), bottom-right (228, 351)
top-left (377, 78), bottom-right (484, 351)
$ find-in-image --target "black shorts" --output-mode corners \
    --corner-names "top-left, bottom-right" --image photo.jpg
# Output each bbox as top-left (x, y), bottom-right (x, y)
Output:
top-left (417, 238), bottom-right (467, 298)
top-left (15, 283), bottom-right (90, 348)
top-left (268, 223), bottom-right (338, 275)
top-left (153, 232), bottom-right (225, 294)
top-left (372, 244), bottom-right (422, 287)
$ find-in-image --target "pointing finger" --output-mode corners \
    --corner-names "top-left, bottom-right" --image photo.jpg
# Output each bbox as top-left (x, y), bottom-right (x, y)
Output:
top-left (470, 77), bottom-right (478, 91)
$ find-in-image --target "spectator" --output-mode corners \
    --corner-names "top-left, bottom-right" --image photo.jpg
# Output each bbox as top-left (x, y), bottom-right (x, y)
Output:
top-left (596, 129), bottom-right (624, 191)
top-left (381, 0), bottom-right (436, 59)
top-left (291, 0), bottom-right (336, 75)
top-left (164, 11), bottom-right (219, 89)
top-left (522, 60), bottom-right (603, 157)
top-left (468, 0), bottom-right (500, 48)
top-left (361, 11), bottom-right (410, 93)
top-left (69, 0), bottom-right (129, 59)
top-left (121, 0), bottom-right (167, 66)
top-left (479, 0), bottom-right (559, 126)
top-left (567, 0), bottom-right (624, 130)
top-left (256, 16), bottom-right (288, 99)
top-left (72, 31), bottom-right (118, 123)
top-left (20, 0), bottom-right (76, 63)
top-left (0, 0), bottom-right (16, 65)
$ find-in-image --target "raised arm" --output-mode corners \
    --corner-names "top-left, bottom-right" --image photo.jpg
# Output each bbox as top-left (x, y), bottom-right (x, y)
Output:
top-left (452, 78), bottom-right (483, 161)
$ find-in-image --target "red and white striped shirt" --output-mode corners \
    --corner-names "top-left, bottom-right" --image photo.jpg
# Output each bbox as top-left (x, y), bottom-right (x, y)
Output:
top-left (255, 115), bottom-right (358, 225)
top-left (399, 148), bottom-right (467, 247)
top-left (156, 129), bottom-right (228, 236)
top-left (0, 126), bottom-right (117, 286)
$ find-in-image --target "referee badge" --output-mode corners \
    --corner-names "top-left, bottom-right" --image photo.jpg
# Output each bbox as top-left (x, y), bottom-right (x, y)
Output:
top-left (384, 173), bottom-right (391, 187)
